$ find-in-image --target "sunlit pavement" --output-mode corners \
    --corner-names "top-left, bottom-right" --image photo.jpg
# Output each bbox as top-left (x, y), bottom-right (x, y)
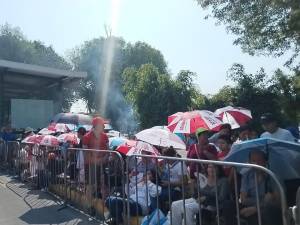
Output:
top-left (0, 173), bottom-right (99, 225)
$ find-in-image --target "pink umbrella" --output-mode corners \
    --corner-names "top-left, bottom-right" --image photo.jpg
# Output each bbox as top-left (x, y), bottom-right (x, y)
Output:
top-left (215, 106), bottom-right (252, 129)
top-left (48, 123), bottom-right (73, 133)
top-left (126, 141), bottom-right (160, 156)
top-left (167, 110), bottom-right (223, 134)
top-left (22, 134), bottom-right (43, 144)
top-left (57, 133), bottom-right (79, 145)
top-left (38, 128), bottom-right (55, 135)
top-left (40, 135), bottom-right (59, 146)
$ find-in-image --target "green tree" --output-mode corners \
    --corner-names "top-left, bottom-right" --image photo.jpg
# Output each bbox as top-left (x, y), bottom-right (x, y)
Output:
top-left (123, 42), bottom-right (168, 73)
top-left (123, 66), bottom-right (206, 128)
top-left (206, 85), bottom-right (235, 111)
top-left (69, 38), bottom-right (168, 131)
top-left (269, 69), bottom-right (300, 124)
top-left (69, 37), bottom-right (134, 130)
top-left (122, 64), bottom-right (171, 128)
top-left (196, 0), bottom-right (300, 69)
top-left (170, 70), bottom-right (206, 112)
top-left (224, 63), bottom-right (299, 130)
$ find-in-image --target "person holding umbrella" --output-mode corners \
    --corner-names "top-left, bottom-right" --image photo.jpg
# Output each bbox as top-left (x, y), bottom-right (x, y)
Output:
top-left (208, 124), bottom-right (232, 145)
top-left (187, 128), bottom-right (218, 179)
top-left (260, 113), bottom-right (295, 142)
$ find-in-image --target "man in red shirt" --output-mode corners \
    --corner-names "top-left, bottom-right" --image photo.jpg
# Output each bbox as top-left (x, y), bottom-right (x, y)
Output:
top-left (82, 117), bottom-right (109, 209)
top-left (83, 117), bottom-right (109, 164)
top-left (83, 117), bottom-right (108, 149)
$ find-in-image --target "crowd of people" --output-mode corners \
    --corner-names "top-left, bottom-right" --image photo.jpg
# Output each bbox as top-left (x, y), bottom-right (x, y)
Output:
top-left (0, 112), bottom-right (299, 225)
top-left (74, 113), bottom-right (297, 225)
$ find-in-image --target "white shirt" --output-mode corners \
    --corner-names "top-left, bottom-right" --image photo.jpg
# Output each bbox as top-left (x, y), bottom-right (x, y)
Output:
top-left (162, 160), bottom-right (188, 183)
top-left (127, 180), bottom-right (162, 214)
top-left (261, 127), bottom-right (295, 142)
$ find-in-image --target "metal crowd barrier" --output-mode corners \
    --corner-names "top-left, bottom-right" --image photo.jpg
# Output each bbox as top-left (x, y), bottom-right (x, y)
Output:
top-left (1, 142), bottom-right (292, 225)
top-left (59, 148), bottom-right (126, 221)
top-left (0, 140), bottom-right (6, 166)
top-left (0, 140), bottom-right (20, 170)
top-left (124, 154), bottom-right (289, 225)
top-left (1, 143), bottom-right (126, 222)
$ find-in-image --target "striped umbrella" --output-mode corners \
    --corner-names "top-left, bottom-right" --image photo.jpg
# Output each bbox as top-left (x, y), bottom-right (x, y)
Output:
top-left (40, 135), bottom-right (59, 146)
top-left (22, 134), bottom-right (43, 144)
top-left (168, 110), bottom-right (223, 134)
top-left (57, 133), bottom-right (79, 145)
top-left (215, 106), bottom-right (252, 129)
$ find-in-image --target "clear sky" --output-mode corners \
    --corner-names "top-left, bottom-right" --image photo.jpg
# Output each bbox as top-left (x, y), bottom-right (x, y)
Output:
top-left (0, 0), bottom-right (290, 94)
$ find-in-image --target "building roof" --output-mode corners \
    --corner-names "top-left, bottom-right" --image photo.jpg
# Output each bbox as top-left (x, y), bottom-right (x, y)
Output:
top-left (0, 59), bottom-right (87, 99)
top-left (0, 59), bottom-right (86, 79)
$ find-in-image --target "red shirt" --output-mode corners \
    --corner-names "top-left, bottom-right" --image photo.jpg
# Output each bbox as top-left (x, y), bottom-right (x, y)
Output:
top-left (187, 143), bottom-right (218, 179)
top-left (218, 150), bottom-right (231, 176)
top-left (83, 131), bottom-right (108, 150)
top-left (217, 150), bottom-right (229, 161)
top-left (82, 131), bottom-right (108, 164)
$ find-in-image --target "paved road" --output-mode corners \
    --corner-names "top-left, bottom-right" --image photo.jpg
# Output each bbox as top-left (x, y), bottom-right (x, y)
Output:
top-left (0, 174), bottom-right (99, 225)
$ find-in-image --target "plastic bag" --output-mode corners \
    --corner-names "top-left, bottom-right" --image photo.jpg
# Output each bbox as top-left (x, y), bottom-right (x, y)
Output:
top-left (141, 209), bottom-right (170, 225)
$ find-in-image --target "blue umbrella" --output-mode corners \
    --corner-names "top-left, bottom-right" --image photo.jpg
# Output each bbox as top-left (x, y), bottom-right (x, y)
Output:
top-left (109, 137), bottom-right (127, 150)
top-left (225, 138), bottom-right (300, 180)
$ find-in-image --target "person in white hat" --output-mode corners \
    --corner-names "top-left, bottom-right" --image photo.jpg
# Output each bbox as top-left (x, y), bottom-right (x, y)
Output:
top-left (24, 127), bottom-right (34, 138)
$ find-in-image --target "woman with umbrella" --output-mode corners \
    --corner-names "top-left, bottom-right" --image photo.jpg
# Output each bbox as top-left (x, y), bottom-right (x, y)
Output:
top-left (187, 128), bottom-right (218, 179)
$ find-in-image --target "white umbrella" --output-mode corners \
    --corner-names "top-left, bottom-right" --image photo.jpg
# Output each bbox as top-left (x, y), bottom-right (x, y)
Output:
top-left (136, 128), bottom-right (186, 150)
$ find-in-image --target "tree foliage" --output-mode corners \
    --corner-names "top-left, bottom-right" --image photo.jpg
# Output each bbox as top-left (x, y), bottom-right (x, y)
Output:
top-left (196, 0), bottom-right (300, 69)
top-left (122, 65), bottom-right (203, 129)
top-left (123, 42), bottom-right (168, 74)
top-left (208, 63), bottom-right (299, 131)
top-left (69, 37), bottom-right (169, 131)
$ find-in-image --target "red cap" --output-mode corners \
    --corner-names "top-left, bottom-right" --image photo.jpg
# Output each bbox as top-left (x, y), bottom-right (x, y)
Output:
top-left (92, 117), bottom-right (105, 127)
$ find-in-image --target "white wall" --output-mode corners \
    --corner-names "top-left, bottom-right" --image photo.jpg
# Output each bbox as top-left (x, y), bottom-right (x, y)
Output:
top-left (11, 99), bottom-right (54, 129)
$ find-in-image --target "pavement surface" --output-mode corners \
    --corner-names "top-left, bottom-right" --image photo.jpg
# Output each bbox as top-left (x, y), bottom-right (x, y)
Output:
top-left (0, 173), bottom-right (99, 225)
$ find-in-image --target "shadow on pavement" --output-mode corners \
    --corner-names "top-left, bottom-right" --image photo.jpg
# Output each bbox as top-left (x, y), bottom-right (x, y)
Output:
top-left (19, 204), bottom-right (99, 225)
top-left (0, 171), bottom-right (99, 225)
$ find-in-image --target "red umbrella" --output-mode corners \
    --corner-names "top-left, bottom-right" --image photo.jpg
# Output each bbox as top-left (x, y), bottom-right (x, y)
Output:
top-left (215, 106), bottom-right (252, 129)
top-left (126, 140), bottom-right (137, 147)
top-left (22, 134), bottom-right (43, 144)
top-left (116, 140), bottom-right (137, 155)
top-left (116, 145), bottom-right (131, 155)
top-left (167, 110), bottom-right (223, 134)
top-left (57, 133), bottom-right (79, 145)
top-left (40, 135), bottom-right (59, 146)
